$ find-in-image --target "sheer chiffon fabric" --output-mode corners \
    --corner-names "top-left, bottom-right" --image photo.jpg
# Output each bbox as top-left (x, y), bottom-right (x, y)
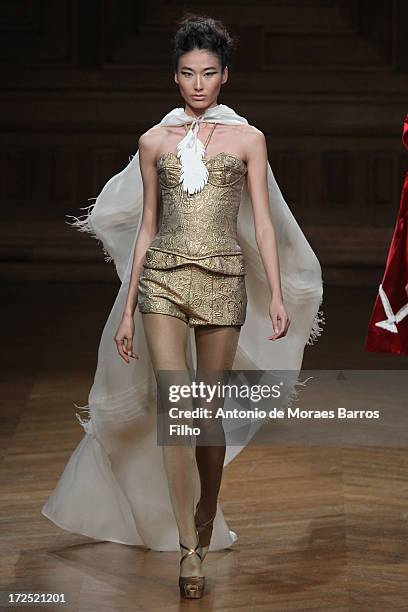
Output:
top-left (41, 104), bottom-right (324, 550)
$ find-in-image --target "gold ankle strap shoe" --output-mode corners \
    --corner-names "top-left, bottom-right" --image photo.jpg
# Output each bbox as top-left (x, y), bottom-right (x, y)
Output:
top-left (178, 540), bottom-right (205, 599)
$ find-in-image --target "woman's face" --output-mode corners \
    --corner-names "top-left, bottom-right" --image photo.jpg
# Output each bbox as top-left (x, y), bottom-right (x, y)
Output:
top-left (174, 48), bottom-right (228, 112)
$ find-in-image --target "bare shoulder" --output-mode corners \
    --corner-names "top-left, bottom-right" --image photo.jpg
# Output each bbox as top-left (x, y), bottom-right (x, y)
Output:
top-left (241, 124), bottom-right (266, 144)
top-left (239, 124), bottom-right (267, 161)
top-left (138, 125), bottom-right (167, 157)
top-left (240, 123), bottom-right (263, 136)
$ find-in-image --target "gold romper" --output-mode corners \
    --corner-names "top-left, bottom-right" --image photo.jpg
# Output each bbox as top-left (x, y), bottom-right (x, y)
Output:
top-left (137, 123), bottom-right (248, 327)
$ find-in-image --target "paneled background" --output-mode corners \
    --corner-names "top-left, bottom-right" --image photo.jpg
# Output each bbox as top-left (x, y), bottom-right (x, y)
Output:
top-left (1, 0), bottom-right (407, 283)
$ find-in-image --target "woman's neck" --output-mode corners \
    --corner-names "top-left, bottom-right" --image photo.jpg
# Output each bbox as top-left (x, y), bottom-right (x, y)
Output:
top-left (184, 101), bottom-right (218, 119)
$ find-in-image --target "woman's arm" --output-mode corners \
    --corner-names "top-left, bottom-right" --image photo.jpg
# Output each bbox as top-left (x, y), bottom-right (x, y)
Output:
top-left (114, 129), bottom-right (162, 362)
top-left (122, 131), bottom-right (161, 317)
top-left (245, 127), bottom-right (290, 340)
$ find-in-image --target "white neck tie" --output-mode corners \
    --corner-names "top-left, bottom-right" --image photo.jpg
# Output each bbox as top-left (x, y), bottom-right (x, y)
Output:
top-left (176, 114), bottom-right (214, 195)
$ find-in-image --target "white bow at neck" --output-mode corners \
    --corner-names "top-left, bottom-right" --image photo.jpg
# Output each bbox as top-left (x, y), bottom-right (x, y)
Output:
top-left (158, 103), bottom-right (248, 195)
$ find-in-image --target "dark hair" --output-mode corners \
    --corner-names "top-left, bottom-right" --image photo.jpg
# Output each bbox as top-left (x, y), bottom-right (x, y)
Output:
top-left (172, 13), bottom-right (236, 72)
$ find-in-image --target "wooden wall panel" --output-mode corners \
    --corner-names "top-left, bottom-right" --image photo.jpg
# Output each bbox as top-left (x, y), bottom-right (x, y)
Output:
top-left (0, 0), bottom-right (407, 284)
top-left (0, 0), bottom-right (73, 65)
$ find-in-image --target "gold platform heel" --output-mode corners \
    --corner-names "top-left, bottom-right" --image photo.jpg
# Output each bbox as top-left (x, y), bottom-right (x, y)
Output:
top-left (178, 540), bottom-right (205, 599)
top-left (194, 501), bottom-right (216, 560)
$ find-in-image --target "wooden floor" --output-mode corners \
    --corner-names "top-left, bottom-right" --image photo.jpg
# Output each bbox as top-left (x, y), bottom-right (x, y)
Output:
top-left (1, 282), bottom-right (407, 611)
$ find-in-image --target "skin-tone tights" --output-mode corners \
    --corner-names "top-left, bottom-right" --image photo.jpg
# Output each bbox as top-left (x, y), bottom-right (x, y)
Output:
top-left (141, 312), bottom-right (240, 576)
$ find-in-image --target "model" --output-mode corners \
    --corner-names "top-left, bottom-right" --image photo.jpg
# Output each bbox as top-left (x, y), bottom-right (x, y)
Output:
top-left (41, 14), bottom-right (324, 600)
top-left (365, 113), bottom-right (408, 356)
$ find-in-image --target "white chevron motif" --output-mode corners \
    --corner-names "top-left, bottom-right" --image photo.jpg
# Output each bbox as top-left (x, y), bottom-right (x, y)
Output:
top-left (375, 283), bottom-right (408, 333)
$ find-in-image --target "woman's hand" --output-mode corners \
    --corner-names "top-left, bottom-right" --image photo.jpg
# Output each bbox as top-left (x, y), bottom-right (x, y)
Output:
top-left (114, 313), bottom-right (139, 363)
top-left (268, 298), bottom-right (290, 341)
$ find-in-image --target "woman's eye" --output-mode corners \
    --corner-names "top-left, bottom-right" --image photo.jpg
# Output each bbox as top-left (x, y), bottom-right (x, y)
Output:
top-left (181, 72), bottom-right (216, 77)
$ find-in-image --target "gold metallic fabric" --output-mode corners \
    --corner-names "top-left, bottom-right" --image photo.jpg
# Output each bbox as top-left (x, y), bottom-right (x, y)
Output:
top-left (138, 264), bottom-right (247, 327)
top-left (143, 249), bottom-right (246, 276)
top-left (146, 152), bottom-right (248, 275)
top-left (138, 151), bottom-right (248, 326)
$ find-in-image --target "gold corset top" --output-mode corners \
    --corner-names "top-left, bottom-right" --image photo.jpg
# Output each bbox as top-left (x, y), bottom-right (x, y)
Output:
top-left (144, 150), bottom-right (248, 275)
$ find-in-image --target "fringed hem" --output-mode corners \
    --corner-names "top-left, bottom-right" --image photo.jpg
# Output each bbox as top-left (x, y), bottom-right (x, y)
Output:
top-left (286, 375), bottom-right (314, 411)
top-left (74, 403), bottom-right (93, 435)
top-left (65, 199), bottom-right (114, 264)
top-left (307, 308), bottom-right (326, 346)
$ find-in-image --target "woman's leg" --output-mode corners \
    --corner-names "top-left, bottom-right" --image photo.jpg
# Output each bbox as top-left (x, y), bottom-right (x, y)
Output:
top-left (193, 324), bottom-right (241, 556)
top-left (140, 312), bottom-right (202, 578)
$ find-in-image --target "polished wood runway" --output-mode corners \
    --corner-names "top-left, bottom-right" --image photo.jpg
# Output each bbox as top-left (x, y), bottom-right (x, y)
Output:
top-left (1, 283), bottom-right (407, 611)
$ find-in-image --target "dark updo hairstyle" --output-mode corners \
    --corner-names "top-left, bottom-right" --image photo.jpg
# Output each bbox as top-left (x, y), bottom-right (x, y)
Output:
top-left (172, 13), bottom-right (236, 73)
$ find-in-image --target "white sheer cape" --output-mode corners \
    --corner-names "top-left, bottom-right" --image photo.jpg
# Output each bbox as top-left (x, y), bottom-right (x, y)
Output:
top-left (41, 104), bottom-right (324, 550)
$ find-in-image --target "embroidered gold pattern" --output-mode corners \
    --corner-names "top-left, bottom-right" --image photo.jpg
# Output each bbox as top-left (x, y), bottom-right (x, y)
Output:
top-left (138, 142), bottom-right (248, 327)
top-left (143, 249), bottom-right (246, 276)
top-left (145, 152), bottom-right (248, 275)
top-left (138, 264), bottom-right (247, 327)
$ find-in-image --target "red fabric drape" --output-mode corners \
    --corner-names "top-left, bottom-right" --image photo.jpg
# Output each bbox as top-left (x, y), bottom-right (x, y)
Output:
top-left (364, 115), bottom-right (408, 356)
